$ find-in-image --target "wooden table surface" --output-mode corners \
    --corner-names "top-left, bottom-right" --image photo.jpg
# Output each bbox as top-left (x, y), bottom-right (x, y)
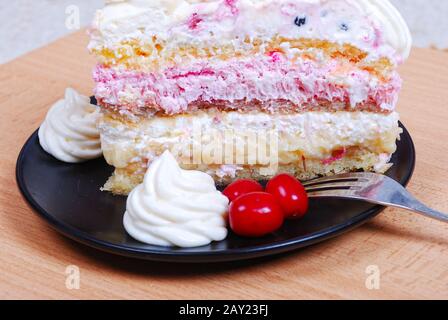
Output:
top-left (0, 31), bottom-right (447, 300)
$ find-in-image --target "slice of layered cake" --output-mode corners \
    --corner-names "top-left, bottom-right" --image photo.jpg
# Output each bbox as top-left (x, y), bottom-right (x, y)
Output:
top-left (89, 0), bottom-right (412, 195)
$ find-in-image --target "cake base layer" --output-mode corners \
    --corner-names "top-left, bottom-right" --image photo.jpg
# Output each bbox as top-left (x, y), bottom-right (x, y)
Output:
top-left (99, 108), bottom-right (401, 195)
top-left (102, 150), bottom-right (393, 195)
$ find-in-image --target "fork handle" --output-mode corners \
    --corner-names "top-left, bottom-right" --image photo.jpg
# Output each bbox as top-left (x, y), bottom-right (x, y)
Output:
top-left (371, 187), bottom-right (448, 223)
top-left (389, 196), bottom-right (448, 223)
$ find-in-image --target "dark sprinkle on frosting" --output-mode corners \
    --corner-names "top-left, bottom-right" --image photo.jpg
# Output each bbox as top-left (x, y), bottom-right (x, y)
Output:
top-left (294, 16), bottom-right (307, 27)
top-left (340, 23), bottom-right (349, 31)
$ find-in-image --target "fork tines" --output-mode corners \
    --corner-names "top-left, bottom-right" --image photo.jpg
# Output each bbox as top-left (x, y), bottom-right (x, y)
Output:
top-left (303, 172), bottom-right (373, 193)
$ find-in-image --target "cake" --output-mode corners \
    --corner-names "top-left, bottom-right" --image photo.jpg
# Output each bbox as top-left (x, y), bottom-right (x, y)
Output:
top-left (88, 0), bottom-right (412, 195)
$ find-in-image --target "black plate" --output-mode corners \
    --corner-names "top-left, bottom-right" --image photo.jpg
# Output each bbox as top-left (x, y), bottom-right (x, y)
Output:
top-left (16, 123), bottom-right (415, 263)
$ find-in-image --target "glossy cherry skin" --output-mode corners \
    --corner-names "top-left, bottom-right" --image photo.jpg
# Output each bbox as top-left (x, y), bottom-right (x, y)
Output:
top-left (229, 192), bottom-right (284, 237)
top-left (222, 179), bottom-right (264, 202)
top-left (265, 174), bottom-right (309, 219)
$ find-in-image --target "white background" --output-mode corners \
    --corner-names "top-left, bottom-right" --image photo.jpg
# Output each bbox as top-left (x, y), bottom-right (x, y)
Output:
top-left (1, 0), bottom-right (447, 64)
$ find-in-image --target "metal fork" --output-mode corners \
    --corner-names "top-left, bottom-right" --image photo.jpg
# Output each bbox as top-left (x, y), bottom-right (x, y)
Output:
top-left (303, 172), bottom-right (448, 222)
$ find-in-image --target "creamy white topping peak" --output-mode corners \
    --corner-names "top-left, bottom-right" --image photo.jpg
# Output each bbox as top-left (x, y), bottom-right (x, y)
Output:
top-left (356, 0), bottom-right (412, 60)
top-left (38, 88), bottom-right (102, 163)
top-left (123, 150), bottom-right (229, 248)
top-left (91, 0), bottom-right (412, 61)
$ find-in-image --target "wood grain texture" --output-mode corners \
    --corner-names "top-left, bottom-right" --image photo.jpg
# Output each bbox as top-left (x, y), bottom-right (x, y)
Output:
top-left (0, 31), bottom-right (447, 300)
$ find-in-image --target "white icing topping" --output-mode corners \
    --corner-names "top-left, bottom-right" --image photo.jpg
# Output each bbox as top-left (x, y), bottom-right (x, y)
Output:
top-left (123, 150), bottom-right (229, 247)
top-left (90, 0), bottom-right (412, 61)
top-left (38, 88), bottom-right (102, 163)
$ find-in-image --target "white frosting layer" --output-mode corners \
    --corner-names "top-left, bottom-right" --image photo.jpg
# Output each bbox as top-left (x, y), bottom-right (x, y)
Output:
top-left (90, 0), bottom-right (412, 61)
top-left (38, 88), bottom-right (102, 163)
top-left (100, 110), bottom-right (401, 170)
top-left (123, 150), bottom-right (229, 247)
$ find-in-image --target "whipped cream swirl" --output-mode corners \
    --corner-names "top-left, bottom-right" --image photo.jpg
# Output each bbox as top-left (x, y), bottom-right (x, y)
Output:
top-left (123, 151), bottom-right (229, 248)
top-left (38, 88), bottom-right (102, 163)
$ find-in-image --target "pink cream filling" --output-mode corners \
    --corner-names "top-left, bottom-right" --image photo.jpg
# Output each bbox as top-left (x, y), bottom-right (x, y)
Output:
top-left (93, 56), bottom-right (401, 115)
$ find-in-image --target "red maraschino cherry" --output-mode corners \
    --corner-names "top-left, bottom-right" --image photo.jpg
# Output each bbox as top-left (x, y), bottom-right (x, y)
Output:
top-left (222, 179), bottom-right (264, 202)
top-left (266, 174), bottom-right (309, 219)
top-left (229, 192), bottom-right (284, 237)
